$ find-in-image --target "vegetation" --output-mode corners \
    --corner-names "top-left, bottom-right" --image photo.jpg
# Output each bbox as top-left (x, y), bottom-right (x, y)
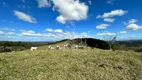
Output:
top-left (0, 46), bottom-right (142, 80)
top-left (0, 39), bottom-right (142, 79)
top-left (73, 38), bottom-right (110, 50)
top-left (115, 40), bottom-right (142, 51)
top-left (0, 41), bottom-right (34, 52)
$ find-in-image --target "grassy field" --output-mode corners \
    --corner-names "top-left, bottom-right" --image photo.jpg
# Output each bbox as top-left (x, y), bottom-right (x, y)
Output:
top-left (0, 46), bottom-right (142, 80)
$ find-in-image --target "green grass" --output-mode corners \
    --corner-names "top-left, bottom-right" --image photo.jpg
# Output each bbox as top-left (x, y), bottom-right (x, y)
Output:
top-left (0, 47), bottom-right (142, 80)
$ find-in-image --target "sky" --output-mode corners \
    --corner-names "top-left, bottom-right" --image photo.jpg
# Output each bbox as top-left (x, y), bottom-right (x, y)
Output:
top-left (0, 0), bottom-right (142, 42)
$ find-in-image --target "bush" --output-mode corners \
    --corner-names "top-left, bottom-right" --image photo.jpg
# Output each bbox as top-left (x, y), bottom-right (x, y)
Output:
top-left (0, 47), bottom-right (5, 52)
top-left (0, 47), bottom-right (12, 52)
top-left (4, 48), bottom-right (12, 52)
top-left (111, 44), bottom-right (118, 51)
top-left (135, 49), bottom-right (142, 52)
top-left (73, 38), bottom-right (110, 50)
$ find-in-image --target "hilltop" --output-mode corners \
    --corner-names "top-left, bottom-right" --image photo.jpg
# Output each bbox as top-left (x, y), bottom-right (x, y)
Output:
top-left (0, 40), bottom-right (142, 80)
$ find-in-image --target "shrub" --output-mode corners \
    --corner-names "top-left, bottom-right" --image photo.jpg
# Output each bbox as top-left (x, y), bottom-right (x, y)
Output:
top-left (111, 44), bottom-right (118, 51)
top-left (72, 38), bottom-right (110, 50)
top-left (135, 49), bottom-right (142, 52)
top-left (4, 48), bottom-right (12, 52)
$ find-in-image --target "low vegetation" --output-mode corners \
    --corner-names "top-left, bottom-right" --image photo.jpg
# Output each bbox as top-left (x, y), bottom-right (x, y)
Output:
top-left (0, 41), bottom-right (34, 52)
top-left (0, 46), bottom-right (142, 80)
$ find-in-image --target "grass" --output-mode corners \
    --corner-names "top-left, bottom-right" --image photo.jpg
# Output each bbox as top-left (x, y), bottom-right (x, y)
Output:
top-left (0, 46), bottom-right (142, 80)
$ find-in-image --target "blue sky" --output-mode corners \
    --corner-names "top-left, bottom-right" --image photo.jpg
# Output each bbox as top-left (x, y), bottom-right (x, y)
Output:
top-left (0, 0), bottom-right (142, 41)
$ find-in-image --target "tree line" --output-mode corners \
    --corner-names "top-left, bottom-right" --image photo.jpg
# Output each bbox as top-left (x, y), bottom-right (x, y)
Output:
top-left (0, 41), bottom-right (34, 52)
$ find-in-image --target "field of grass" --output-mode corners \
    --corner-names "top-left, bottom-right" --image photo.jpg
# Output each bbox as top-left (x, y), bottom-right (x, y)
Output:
top-left (0, 46), bottom-right (142, 80)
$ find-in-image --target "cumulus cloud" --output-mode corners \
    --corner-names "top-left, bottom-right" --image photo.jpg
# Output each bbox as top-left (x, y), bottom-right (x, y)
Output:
top-left (19, 29), bottom-right (81, 40)
top-left (124, 19), bottom-right (142, 31)
top-left (128, 19), bottom-right (137, 24)
top-left (81, 32), bottom-right (88, 38)
top-left (56, 15), bottom-right (66, 24)
top-left (0, 30), bottom-right (16, 36)
top-left (0, 28), bottom-right (93, 41)
top-left (0, 31), bottom-right (4, 35)
top-left (20, 30), bottom-right (48, 37)
top-left (104, 18), bottom-right (115, 22)
top-left (7, 32), bottom-right (16, 36)
top-left (97, 32), bottom-right (116, 36)
top-left (46, 28), bottom-right (63, 33)
top-left (52, 0), bottom-right (89, 24)
top-left (123, 19), bottom-right (138, 25)
top-left (20, 30), bottom-right (35, 36)
top-left (120, 31), bottom-right (127, 34)
top-left (96, 24), bottom-right (109, 29)
top-left (13, 10), bottom-right (37, 23)
top-left (54, 29), bottom-right (63, 33)
top-left (97, 9), bottom-right (127, 18)
top-left (37, 0), bottom-right (50, 8)
top-left (0, 28), bottom-right (15, 31)
top-left (97, 9), bottom-right (127, 22)
top-left (126, 24), bottom-right (142, 31)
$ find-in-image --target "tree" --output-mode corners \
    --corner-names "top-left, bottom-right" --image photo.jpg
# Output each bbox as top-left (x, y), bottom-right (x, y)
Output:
top-left (103, 34), bottom-right (117, 51)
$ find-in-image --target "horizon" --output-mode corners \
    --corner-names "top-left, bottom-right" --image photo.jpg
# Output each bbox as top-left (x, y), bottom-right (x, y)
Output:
top-left (0, 0), bottom-right (142, 41)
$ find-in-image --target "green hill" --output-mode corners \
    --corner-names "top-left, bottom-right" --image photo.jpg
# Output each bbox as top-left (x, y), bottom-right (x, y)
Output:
top-left (0, 42), bottom-right (142, 80)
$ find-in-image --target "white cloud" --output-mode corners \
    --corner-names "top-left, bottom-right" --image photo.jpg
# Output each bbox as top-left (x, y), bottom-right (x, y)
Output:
top-left (124, 19), bottom-right (142, 31)
top-left (88, 0), bottom-right (92, 5)
top-left (0, 28), bottom-right (15, 31)
top-left (128, 19), bottom-right (137, 24)
top-left (104, 18), bottom-right (115, 22)
top-left (96, 24), bottom-right (109, 29)
top-left (126, 24), bottom-right (142, 31)
top-left (19, 29), bottom-right (80, 40)
top-left (0, 30), bottom-right (16, 36)
top-left (11, 29), bottom-right (15, 31)
top-left (120, 31), bottom-right (127, 34)
top-left (7, 32), bottom-right (16, 36)
top-left (54, 29), bottom-right (63, 33)
top-left (0, 28), bottom-right (93, 41)
top-left (46, 28), bottom-right (53, 32)
top-left (107, 0), bottom-right (115, 4)
top-left (97, 32), bottom-right (116, 36)
top-left (97, 9), bottom-right (127, 19)
top-left (81, 32), bottom-right (88, 38)
top-left (58, 32), bottom-right (78, 39)
top-left (20, 30), bottom-right (43, 37)
top-left (123, 19), bottom-right (137, 25)
top-left (20, 30), bottom-right (35, 35)
top-left (56, 15), bottom-right (66, 24)
top-left (46, 28), bottom-right (63, 33)
top-left (13, 10), bottom-right (37, 23)
top-left (52, 0), bottom-right (89, 24)
top-left (37, 0), bottom-right (50, 8)
top-left (0, 31), bottom-right (4, 35)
